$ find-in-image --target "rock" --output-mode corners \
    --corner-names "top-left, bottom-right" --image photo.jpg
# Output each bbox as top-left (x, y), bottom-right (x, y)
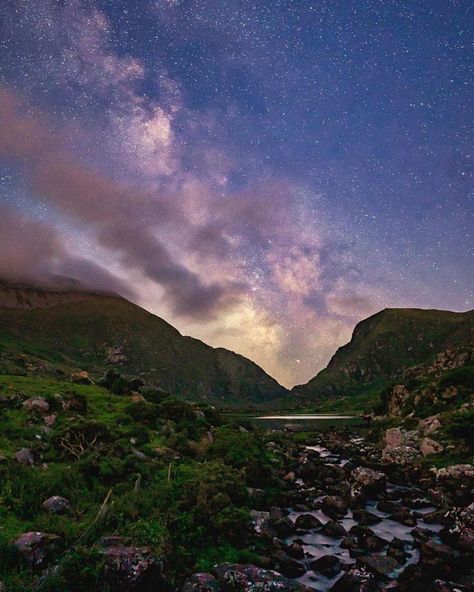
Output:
top-left (434, 464), bottom-right (474, 480)
top-left (321, 520), bottom-right (347, 538)
top-left (419, 416), bottom-right (441, 435)
top-left (352, 509), bottom-right (382, 526)
top-left (283, 471), bottom-right (296, 482)
top-left (23, 397), bottom-right (50, 413)
top-left (104, 345), bottom-right (128, 365)
top-left (358, 554), bottom-right (399, 579)
top-left (44, 414), bottom-right (57, 427)
top-left (213, 563), bottom-right (311, 591)
top-left (385, 427), bottom-right (405, 448)
top-left (390, 506), bottom-right (416, 527)
top-left (101, 542), bottom-right (163, 591)
top-left (250, 510), bottom-right (270, 534)
top-left (382, 445), bottom-right (420, 465)
top-left (310, 554), bottom-right (341, 577)
top-left (285, 541), bottom-right (305, 560)
top-left (352, 467), bottom-right (386, 495)
top-left (294, 514), bottom-right (322, 530)
top-left (411, 526), bottom-right (434, 545)
top-left (14, 532), bottom-right (61, 567)
top-left (272, 517), bottom-right (296, 537)
top-left (419, 540), bottom-right (461, 576)
top-left (330, 565), bottom-right (379, 592)
top-left (42, 496), bottom-right (71, 514)
top-left (272, 550), bottom-right (306, 578)
top-left (321, 495), bottom-right (348, 519)
top-left (70, 370), bottom-right (92, 384)
top-left (182, 573), bottom-right (221, 592)
top-left (15, 448), bottom-right (34, 466)
top-left (420, 438), bottom-right (444, 456)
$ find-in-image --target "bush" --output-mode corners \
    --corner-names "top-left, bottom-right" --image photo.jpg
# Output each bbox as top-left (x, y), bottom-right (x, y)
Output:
top-left (439, 366), bottom-right (474, 389)
top-left (447, 409), bottom-right (474, 451)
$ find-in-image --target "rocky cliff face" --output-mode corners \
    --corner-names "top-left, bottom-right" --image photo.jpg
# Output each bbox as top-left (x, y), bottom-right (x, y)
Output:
top-left (292, 308), bottom-right (474, 402)
top-left (0, 281), bottom-right (288, 404)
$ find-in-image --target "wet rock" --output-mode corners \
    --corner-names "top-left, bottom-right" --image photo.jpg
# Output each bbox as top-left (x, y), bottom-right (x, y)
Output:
top-left (330, 565), bottom-right (379, 592)
top-left (352, 467), bottom-right (386, 495)
top-left (294, 513), bottom-right (322, 530)
top-left (377, 499), bottom-right (399, 513)
top-left (15, 447), bottom-right (34, 466)
top-left (321, 520), bottom-right (347, 538)
top-left (42, 496), bottom-right (71, 514)
top-left (23, 397), bottom-right (50, 413)
top-left (358, 554), bottom-right (400, 579)
top-left (310, 554), bottom-right (341, 577)
top-left (389, 506), bottom-right (416, 527)
top-left (213, 563), bottom-right (311, 591)
top-left (411, 526), bottom-right (434, 545)
top-left (14, 532), bottom-right (61, 568)
top-left (182, 573), bottom-right (221, 592)
top-left (352, 509), bottom-right (382, 526)
top-left (285, 541), bottom-right (305, 560)
top-left (272, 517), bottom-right (296, 537)
top-left (321, 495), bottom-right (348, 519)
top-left (272, 550), bottom-right (306, 578)
top-left (101, 542), bottom-right (163, 591)
top-left (420, 438), bottom-right (444, 456)
top-left (419, 540), bottom-right (461, 577)
top-left (348, 483), bottom-right (367, 508)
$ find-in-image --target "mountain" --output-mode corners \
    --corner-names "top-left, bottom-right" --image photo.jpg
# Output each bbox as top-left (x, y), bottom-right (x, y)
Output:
top-left (292, 308), bottom-right (474, 403)
top-left (0, 280), bottom-right (288, 404)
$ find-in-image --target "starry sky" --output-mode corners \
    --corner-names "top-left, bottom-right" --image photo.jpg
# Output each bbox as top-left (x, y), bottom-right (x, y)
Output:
top-left (0, 0), bottom-right (472, 387)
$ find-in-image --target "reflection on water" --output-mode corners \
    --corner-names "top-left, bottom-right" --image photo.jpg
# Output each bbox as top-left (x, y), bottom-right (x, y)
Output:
top-left (256, 415), bottom-right (356, 420)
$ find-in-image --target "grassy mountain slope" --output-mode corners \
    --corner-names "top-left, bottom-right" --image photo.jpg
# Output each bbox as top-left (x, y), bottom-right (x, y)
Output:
top-left (292, 308), bottom-right (474, 405)
top-left (0, 282), bottom-right (287, 404)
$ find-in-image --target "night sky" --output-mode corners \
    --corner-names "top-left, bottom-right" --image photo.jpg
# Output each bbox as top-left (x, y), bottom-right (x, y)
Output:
top-left (0, 1), bottom-right (472, 387)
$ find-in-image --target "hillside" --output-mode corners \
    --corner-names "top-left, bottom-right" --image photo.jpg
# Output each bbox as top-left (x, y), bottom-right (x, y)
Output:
top-left (0, 281), bottom-right (287, 405)
top-left (292, 308), bottom-right (474, 405)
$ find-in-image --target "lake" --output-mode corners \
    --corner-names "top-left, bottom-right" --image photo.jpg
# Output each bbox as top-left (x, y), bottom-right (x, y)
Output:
top-left (252, 413), bottom-right (362, 430)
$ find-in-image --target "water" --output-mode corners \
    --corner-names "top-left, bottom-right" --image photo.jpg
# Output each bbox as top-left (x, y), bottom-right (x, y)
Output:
top-left (253, 414), bottom-right (361, 431)
top-left (281, 442), bottom-right (442, 591)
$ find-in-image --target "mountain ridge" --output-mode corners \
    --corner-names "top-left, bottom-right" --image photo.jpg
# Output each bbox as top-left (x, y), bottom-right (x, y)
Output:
top-left (0, 280), bottom-right (288, 404)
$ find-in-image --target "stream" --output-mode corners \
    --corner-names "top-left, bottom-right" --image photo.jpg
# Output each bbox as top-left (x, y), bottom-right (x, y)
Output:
top-left (283, 439), bottom-right (443, 591)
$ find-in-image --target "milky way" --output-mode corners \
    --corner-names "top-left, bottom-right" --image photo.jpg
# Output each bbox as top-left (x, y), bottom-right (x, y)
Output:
top-left (0, 1), bottom-right (472, 386)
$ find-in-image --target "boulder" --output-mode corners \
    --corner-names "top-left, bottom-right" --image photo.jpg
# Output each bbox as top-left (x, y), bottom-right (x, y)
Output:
top-left (418, 416), bottom-right (441, 435)
top-left (321, 520), bottom-right (347, 538)
top-left (382, 445), bottom-right (420, 465)
top-left (42, 496), bottom-right (71, 514)
top-left (182, 573), bottom-right (221, 592)
top-left (352, 509), bottom-right (382, 526)
top-left (23, 397), bottom-right (49, 413)
top-left (15, 448), bottom-right (34, 466)
top-left (420, 438), bottom-right (444, 456)
top-left (272, 517), bottom-right (296, 537)
top-left (250, 510), bottom-right (270, 534)
top-left (330, 565), bottom-right (379, 592)
top-left (357, 554), bottom-right (399, 579)
top-left (294, 513), bottom-right (321, 530)
top-left (434, 464), bottom-right (474, 480)
top-left (310, 554), bottom-right (341, 577)
top-left (321, 495), bottom-right (347, 519)
top-left (352, 467), bottom-right (386, 495)
top-left (101, 542), bottom-right (163, 591)
top-left (385, 427), bottom-right (405, 448)
top-left (213, 563), bottom-right (311, 591)
top-left (44, 414), bottom-right (57, 427)
top-left (14, 532), bottom-right (61, 567)
top-left (272, 550), bottom-right (306, 578)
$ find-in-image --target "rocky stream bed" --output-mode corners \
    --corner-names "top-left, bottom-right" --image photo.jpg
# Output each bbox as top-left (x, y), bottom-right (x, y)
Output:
top-left (183, 431), bottom-right (474, 592)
